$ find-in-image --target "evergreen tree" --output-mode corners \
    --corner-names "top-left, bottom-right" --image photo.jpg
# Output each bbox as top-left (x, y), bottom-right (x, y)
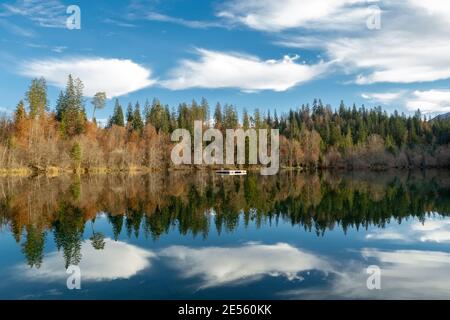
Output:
top-left (126, 102), bottom-right (134, 128)
top-left (200, 97), bottom-right (210, 123)
top-left (109, 99), bottom-right (125, 127)
top-left (26, 78), bottom-right (48, 118)
top-left (55, 91), bottom-right (66, 121)
top-left (223, 104), bottom-right (238, 129)
top-left (132, 101), bottom-right (144, 132)
top-left (214, 102), bottom-right (222, 129)
top-left (143, 99), bottom-right (151, 123)
top-left (60, 75), bottom-right (87, 137)
top-left (243, 109), bottom-right (250, 130)
top-left (253, 108), bottom-right (262, 129)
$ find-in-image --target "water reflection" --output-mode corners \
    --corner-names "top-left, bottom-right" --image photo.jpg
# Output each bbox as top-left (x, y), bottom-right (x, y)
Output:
top-left (366, 217), bottom-right (450, 243)
top-left (0, 170), bottom-right (449, 299)
top-left (281, 247), bottom-right (450, 300)
top-left (17, 239), bottom-right (154, 281)
top-left (160, 243), bottom-right (331, 289)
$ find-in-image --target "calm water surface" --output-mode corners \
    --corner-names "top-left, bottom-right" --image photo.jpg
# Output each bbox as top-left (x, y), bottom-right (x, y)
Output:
top-left (0, 170), bottom-right (449, 299)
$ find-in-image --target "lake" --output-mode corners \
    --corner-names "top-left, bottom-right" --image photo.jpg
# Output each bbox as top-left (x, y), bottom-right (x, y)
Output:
top-left (0, 170), bottom-right (449, 299)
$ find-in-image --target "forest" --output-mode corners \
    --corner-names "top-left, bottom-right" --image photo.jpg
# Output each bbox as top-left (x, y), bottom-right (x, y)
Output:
top-left (1, 75), bottom-right (450, 174)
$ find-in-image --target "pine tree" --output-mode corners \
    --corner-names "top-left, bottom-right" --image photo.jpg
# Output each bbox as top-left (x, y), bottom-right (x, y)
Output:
top-left (266, 110), bottom-right (272, 128)
top-left (200, 97), bottom-right (210, 123)
top-left (109, 99), bottom-right (124, 127)
top-left (55, 91), bottom-right (66, 121)
top-left (126, 102), bottom-right (134, 128)
top-left (223, 104), bottom-right (238, 129)
top-left (143, 99), bottom-right (151, 123)
top-left (253, 108), bottom-right (262, 129)
top-left (60, 75), bottom-right (86, 137)
top-left (214, 102), bottom-right (222, 129)
top-left (26, 78), bottom-right (48, 119)
top-left (243, 109), bottom-right (250, 130)
top-left (132, 101), bottom-right (144, 132)
top-left (274, 110), bottom-right (279, 128)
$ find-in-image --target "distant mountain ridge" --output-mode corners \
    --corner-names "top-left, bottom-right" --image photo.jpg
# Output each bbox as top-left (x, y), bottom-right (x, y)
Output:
top-left (432, 112), bottom-right (450, 121)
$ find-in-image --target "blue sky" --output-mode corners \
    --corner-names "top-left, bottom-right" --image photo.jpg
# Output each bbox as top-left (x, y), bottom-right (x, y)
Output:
top-left (1, 0), bottom-right (450, 122)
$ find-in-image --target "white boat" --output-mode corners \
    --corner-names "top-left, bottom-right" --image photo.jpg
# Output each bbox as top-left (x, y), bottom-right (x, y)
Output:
top-left (215, 169), bottom-right (247, 176)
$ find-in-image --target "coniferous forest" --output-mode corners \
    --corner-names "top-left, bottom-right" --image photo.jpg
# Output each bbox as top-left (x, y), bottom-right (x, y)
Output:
top-left (1, 75), bottom-right (450, 174)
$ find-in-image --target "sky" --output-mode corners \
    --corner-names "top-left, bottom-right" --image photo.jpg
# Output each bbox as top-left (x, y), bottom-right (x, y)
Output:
top-left (1, 0), bottom-right (450, 122)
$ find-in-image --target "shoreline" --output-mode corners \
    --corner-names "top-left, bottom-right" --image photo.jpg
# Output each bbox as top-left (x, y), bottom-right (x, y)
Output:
top-left (0, 165), bottom-right (449, 177)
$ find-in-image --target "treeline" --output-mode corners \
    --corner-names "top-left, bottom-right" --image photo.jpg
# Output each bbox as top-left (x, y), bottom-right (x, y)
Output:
top-left (1, 75), bottom-right (450, 173)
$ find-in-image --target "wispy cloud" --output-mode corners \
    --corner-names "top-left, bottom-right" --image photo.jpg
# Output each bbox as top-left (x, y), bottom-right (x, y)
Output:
top-left (1, 0), bottom-right (67, 28)
top-left (51, 46), bottom-right (67, 53)
top-left (217, 0), bottom-right (368, 32)
top-left (102, 18), bottom-right (137, 28)
top-left (20, 57), bottom-right (156, 97)
top-left (26, 43), bottom-right (67, 53)
top-left (0, 18), bottom-right (34, 37)
top-left (361, 91), bottom-right (405, 104)
top-left (163, 49), bottom-right (328, 92)
top-left (145, 12), bottom-right (223, 29)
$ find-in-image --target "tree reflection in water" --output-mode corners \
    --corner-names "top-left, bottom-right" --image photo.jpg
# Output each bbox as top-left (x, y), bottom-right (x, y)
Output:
top-left (0, 170), bottom-right (449, 269)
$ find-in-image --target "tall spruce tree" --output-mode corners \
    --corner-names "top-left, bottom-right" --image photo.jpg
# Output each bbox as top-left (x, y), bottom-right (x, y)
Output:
top-left (26, 78), bottom-right (48, 119)
top-left (126, 102), bottom-right (134, 128)
top-left (132, 101), bottom-right (144, 132)
top-left (60, 75), bottom-right (87, 137)
top-left (108, 99), bottom-right (124, 127)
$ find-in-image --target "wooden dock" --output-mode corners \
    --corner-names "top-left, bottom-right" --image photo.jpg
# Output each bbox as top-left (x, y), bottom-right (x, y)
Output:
top-left (215, 170), bottom-right (247, 176)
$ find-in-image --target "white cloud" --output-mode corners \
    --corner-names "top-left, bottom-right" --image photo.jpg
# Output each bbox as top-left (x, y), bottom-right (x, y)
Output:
top-left (163, 49), bottom-right (327, 92)
top-left (407, 0), bottom-right (450, 20)
top-left (160, 242), bottom-right (331, 289)
top-left (272, 1), bottom-right (450, 85)
top-left (20, 57), bottom-right (155, 97)
top-left (17, 239), bottom-right (154, 282)
top-left (361, 89), bottom-right (450, 114)
top-left (406, 90), bottom-right (450, 114)
top-left (345, 35), bottom-right (450, 85)
top-left (217, 0), bottom-right (367, 32)
top-left (361, 92), bottom-right (404, 104)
